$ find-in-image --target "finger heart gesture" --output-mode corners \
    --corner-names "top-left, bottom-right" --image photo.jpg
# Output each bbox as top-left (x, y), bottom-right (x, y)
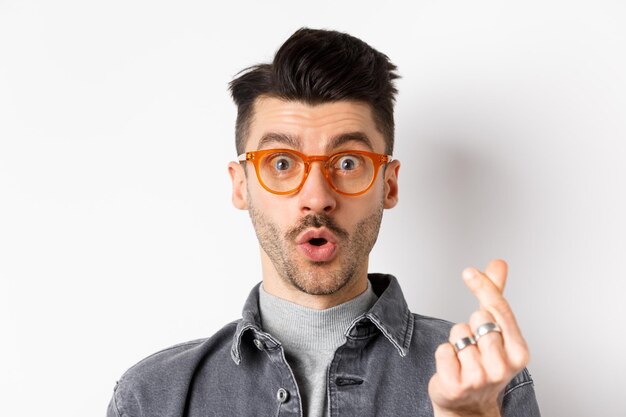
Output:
top-left (428, 260), bottom-right (530, 417)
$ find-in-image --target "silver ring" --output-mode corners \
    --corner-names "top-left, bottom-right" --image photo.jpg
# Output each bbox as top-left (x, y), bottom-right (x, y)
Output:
top-left (452, 336), bottom-right (476, 353)
top-left (474, 322), bottom-right (502, 341)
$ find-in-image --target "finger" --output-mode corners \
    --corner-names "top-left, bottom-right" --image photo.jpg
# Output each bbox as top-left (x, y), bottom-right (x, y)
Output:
top-left (470, 310), bottom-right (503, 347)
top-left (449, 323), bottom-right (485, 389)
top-left (462, 269), bottom-right (529, 370)
top-left (484, 259), bottom-right (507, 293)
top-left (469, 310), bottom-right (509, 384)
top-left (434, 342), bottom-right (461, 387)
top-left (462, 266), bottom-right (514, 324)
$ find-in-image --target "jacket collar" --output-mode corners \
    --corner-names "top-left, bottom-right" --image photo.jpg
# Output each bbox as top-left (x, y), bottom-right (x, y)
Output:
top-left (230, 274), bottom-right (414, 364)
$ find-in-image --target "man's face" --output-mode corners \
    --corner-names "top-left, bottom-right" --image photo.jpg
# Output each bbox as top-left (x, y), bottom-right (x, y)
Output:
top-left (229, 97), bottom-right (399, 300)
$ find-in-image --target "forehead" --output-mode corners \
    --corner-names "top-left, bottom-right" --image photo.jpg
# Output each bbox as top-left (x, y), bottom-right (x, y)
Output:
top-left (246, 96), bottom-right (385, 153)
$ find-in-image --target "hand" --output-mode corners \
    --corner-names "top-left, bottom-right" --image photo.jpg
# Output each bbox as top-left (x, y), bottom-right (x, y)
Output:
top-left (428, 260), bottom-right (529, 417)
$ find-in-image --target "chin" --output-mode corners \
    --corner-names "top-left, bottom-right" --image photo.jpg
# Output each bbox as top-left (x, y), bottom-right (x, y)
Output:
top-left (287, 267), bottom-right (355, 296)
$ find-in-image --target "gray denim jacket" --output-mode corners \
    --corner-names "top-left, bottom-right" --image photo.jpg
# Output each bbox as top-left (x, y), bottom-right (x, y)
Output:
top-left (107, 274), bottom-right (540, 417)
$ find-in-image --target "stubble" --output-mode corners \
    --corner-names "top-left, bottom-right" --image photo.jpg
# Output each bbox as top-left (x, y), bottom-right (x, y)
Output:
top-left (248, 199), bottom-right (384, 296)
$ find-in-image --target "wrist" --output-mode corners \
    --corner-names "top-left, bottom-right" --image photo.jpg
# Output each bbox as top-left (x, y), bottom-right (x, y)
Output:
top-left (432, 405), bottom-right (501, 417)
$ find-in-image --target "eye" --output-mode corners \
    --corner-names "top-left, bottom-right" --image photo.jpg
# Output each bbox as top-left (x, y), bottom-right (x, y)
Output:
top-left (264, 152), bottom-right (300, 175)
top-left (335, 155), bottom-right (362, 171)
top-left (274, 157), bottom-right (291, 171)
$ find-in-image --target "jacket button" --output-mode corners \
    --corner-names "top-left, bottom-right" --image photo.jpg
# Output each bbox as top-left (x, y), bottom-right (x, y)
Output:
top-left (253, 339), bottom-right (265, 350)
top-left (276, 388), bottom-right (289, 403)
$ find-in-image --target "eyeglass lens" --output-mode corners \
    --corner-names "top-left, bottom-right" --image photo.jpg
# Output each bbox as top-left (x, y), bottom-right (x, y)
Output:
top-left (259, 151), bottom-right (375, 194)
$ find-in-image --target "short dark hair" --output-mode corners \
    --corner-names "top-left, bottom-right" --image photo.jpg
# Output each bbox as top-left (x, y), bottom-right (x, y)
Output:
top-left (229, 28), bottom-right (400, 155)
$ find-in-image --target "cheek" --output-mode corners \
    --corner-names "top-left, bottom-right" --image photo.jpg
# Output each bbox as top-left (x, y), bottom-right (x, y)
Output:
top-left (357, 183), bottom-right (386, 208)
top-left (342, 195), bottom-right (384, 224)
top-left (248, 188), bottom-right (294, 226)
top-left (246, 179), bottom-right (272, 209)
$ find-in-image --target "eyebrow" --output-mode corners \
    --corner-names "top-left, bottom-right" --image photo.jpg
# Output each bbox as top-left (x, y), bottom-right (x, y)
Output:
top-left (257, 133), bottom-right (301, 150)
top-left (256, 131), bottom-right (375, 153)
top-left (326, 132), bottom-right (374, 153)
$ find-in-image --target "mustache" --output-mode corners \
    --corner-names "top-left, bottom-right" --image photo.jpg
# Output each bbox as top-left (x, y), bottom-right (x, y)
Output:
top-left (286, 214), bottom-right (349, 241)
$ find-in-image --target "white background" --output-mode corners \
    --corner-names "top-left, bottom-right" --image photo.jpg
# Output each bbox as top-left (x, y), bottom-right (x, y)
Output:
top-left (1, 1), bottom-right (625, 416)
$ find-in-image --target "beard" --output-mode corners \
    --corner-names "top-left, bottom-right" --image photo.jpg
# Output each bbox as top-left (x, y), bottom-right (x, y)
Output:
top-left (248, 199), bottom-right (384, 296)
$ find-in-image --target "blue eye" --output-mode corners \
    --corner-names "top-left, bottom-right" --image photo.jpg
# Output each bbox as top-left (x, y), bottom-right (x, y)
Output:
top-left (275, 158), bottom-right (290, 171)
top-left (337, 155), bottom-right (361, 171)
top-left (265, 152), bottom-right (299, 174)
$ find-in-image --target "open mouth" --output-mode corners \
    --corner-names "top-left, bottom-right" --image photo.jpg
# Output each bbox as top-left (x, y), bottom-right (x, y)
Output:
top-left (296, 228), bottom-right (338, 262)
top-left (309, 238), bottom-right (328, 246)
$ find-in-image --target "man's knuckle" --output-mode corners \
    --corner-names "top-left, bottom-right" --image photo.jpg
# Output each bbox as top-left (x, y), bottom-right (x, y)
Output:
top-left (487, 361), bottom-right (509, 383)
top-left (510, 348), bottom-right (530, 370)
top-left (450, 323), bottom-right (467, 333)
top-left (447, 385), bottom-right (465, 401)
top-left (469, 310), bottom-right (484, 324)
top-left (435, 343), bottom-right (451, 359)
top-left (465, 368), bottom-right (487, 389)
top-left (474, 370), bottom-right (487, 387)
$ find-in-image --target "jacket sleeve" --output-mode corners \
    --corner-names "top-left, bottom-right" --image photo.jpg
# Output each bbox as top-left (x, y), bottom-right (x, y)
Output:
top-left (107, 391), bottom-right (121, 417)
top-left (501, 368), bottom-right (541, 417)
top-left (106, 380), bottom-right (141, 417)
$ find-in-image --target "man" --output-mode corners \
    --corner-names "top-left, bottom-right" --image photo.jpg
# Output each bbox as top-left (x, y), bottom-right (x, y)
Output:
top-left (107, 28), bottom-right (540, 417)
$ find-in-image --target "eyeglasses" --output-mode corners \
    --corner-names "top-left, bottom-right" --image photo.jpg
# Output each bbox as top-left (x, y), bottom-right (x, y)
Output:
top-left (238, 148), bottom-right (392, 196)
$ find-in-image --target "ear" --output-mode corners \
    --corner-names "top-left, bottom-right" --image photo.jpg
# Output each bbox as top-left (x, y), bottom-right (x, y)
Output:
top-left (383, 159), bottom-right (400, 209)
top-left (228, 161), bottom-right (249, 210)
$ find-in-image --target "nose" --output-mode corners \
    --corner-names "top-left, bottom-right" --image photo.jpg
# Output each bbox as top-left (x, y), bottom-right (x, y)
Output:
top-left (298, 162), bottom-right (337, 214)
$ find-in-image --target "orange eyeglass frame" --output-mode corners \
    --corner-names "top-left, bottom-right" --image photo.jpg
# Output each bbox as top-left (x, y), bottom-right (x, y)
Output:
top-left (238, 148), bottom-right (393, 196)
